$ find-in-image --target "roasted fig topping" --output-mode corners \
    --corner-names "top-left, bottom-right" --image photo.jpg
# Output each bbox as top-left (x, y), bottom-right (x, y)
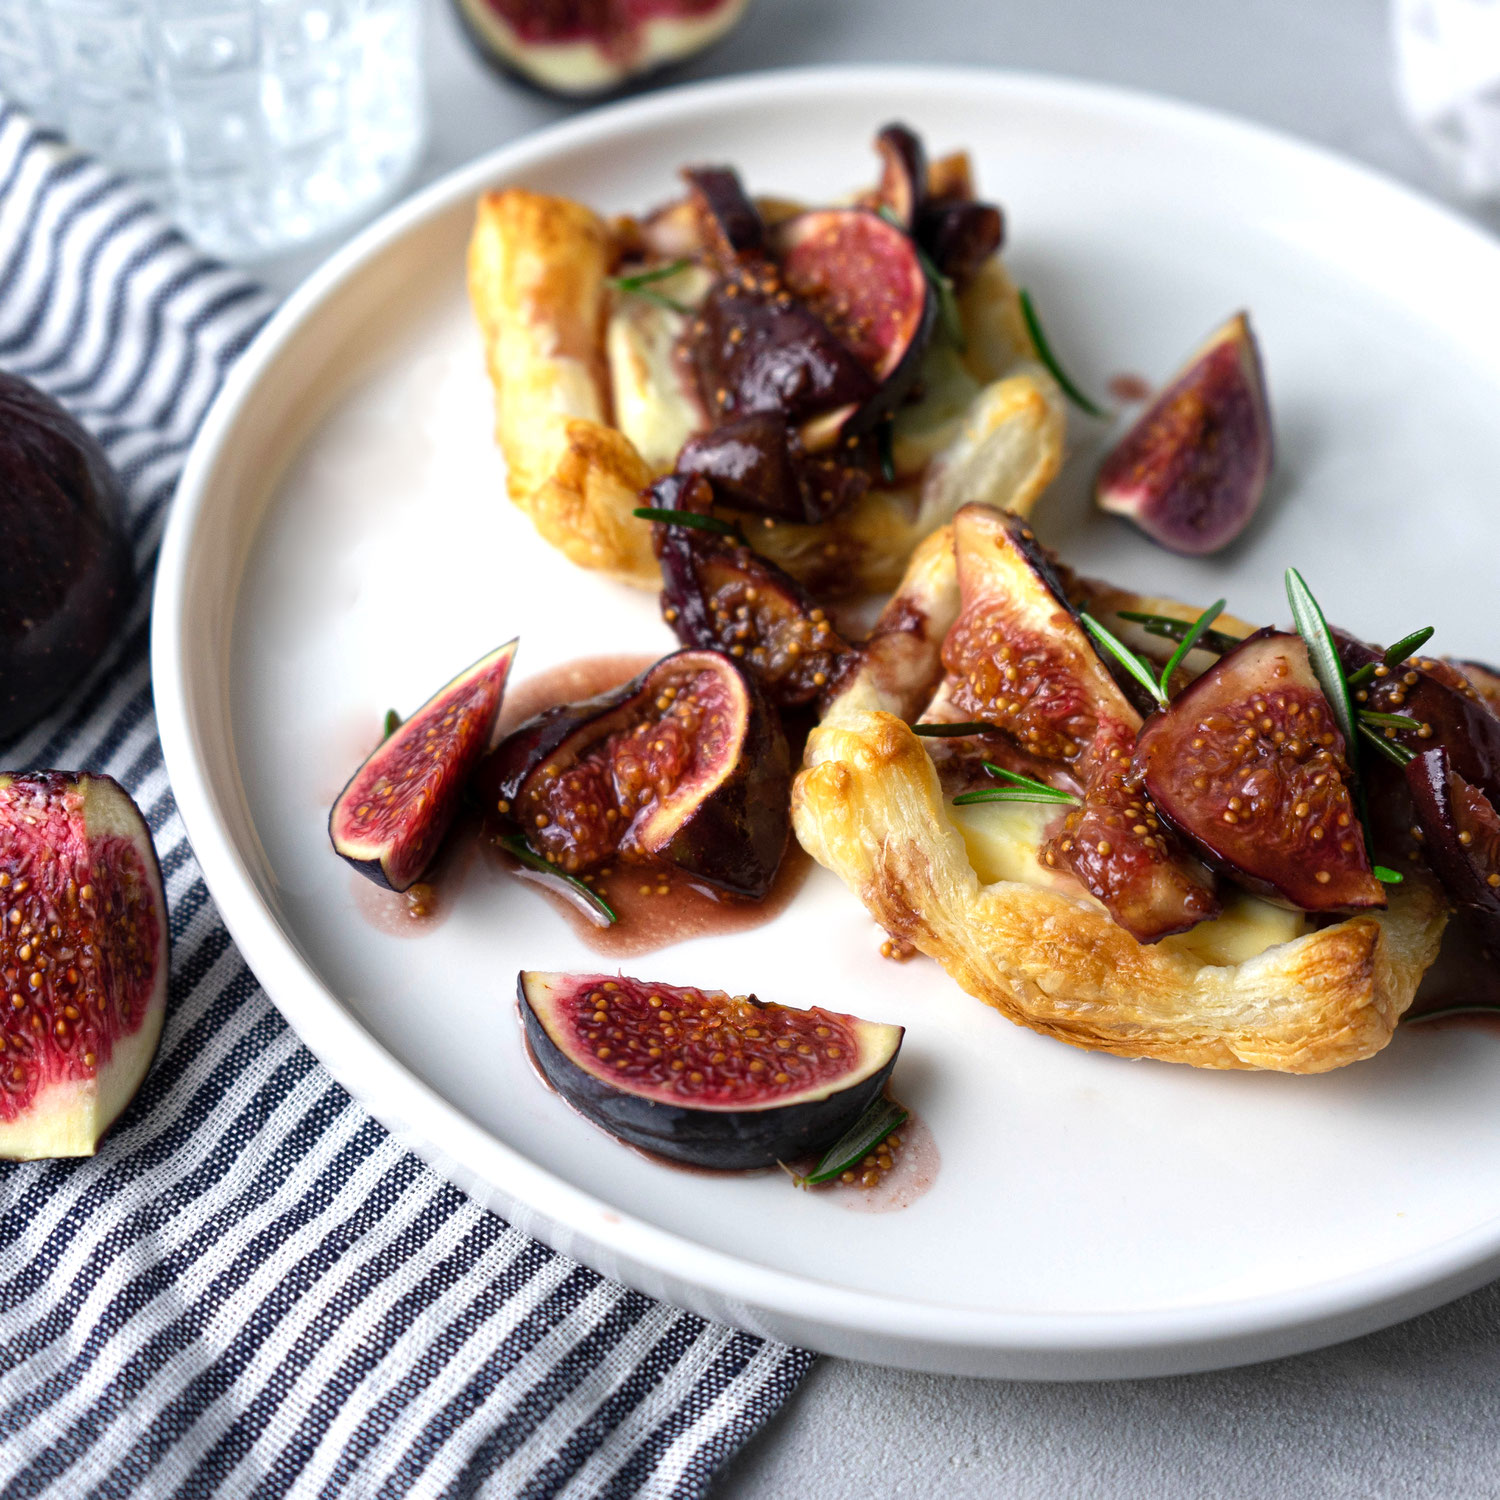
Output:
top-left (927, 505), bottom-right (1219, 939)
top-left (650, 477), bottom-right (854, 707)
top-left (518, 970), bottom-right (902, 1169)
top-left (916, 197), bottom-right (1003, 288)
top-left (674, 411), bottom-right (867, 524)
top-left (683, 270), bottom-right (876, 427)
top-left (449, 0), bottom-right (750, 99)
top-left (0, 772), bottom-right (167, 1159)
top-left (1, 371), bottom-right (133, 741)
top-left (772, 207), bottom-right (936, 436)
top-left (479, 649), bottom-right (790, 898)
top-left (1456, 659), bottom-right (1500, 718)
top-left (330, 640), bottom-right (517, 892)
top-left (1135, 628), bottom-right (1384, 912)
top-left (1095, 312), bottom-right (1272, 556)
top-left (1407, 746), bottom-right (1500, 945)
top-left (683, 165), bottom-right (766, 267)
top-left (874, 122), bottom-right (927, 231)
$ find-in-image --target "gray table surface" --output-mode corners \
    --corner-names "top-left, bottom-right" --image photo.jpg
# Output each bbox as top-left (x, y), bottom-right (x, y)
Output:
top-left (256, 2), bottom-right (1500, 1494)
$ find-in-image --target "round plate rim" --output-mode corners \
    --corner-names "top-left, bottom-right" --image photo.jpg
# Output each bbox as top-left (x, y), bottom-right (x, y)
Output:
top-left (152, 63), bottom-right (1500, 1375)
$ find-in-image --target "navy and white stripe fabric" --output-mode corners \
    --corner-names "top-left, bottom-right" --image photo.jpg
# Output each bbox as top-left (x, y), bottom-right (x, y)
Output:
top-left (0, 103), bottom-right (813, 1498)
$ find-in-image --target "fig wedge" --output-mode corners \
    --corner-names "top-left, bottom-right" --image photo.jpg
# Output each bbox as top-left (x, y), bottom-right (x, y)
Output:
top-left (1096, 312), bottom-right (1272, 555)
top-left (479, 649), bottom-right (789, 898)
top-left (683, 165), bottom-right (766, 267)
top-left (330, 639), bottom-right (517, 892)
top-left (518, 970), bottom-right (902, 1169)
top-left (930, 505), bottom-right (1219, 940)
top-left (874, 122), bottom-right (927, 231)
top-left (1135, 628), bottom-right (1384, 912)
top-left (1407, 746), bottom-right (1500, 945)
top-left (650, 476), bottom-right (854, 707)
top-left (1456, 659), bottom-right (1500, 718)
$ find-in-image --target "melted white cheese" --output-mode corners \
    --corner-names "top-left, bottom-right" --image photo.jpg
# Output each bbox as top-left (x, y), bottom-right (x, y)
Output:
top-left (948, 798), bottom-right (1309, 964)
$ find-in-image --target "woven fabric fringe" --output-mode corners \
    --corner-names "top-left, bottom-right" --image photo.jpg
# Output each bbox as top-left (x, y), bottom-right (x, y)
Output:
top-left (0, 103), bottom-right (812, 1500)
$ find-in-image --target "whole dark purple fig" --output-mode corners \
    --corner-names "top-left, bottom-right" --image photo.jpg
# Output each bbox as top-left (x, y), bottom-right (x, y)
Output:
top-left (1095, 313), bottom-right (1272, 556)
top-left (0, 371), bottom-right (132, 740)
top-left (518, 969), bottom-right (902, 1169)
top-left (476, 648), bottom-right (790, 898)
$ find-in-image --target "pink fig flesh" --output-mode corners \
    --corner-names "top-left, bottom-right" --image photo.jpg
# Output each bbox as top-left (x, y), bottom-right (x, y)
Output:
top-left (0, 772), bottom-right (167, 1159)
top-left (1095, 312), bottom-right (1272, 556)
top-left (330, 639), bottom-right (517, 892)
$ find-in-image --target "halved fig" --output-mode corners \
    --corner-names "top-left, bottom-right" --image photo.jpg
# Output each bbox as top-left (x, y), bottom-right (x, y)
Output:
top-left (650, 477), bottom-right (854, 707)
top-left (1134, 629), bottom-right (1384, 912)
top-left (683, 271), bottom-right (876, 427)
top-left (929, 505), bottom-right (1219, 939)
top-left (1095, 312), bottom-right (1272, 556)
top-left (683, 165), bottom-right (765, 267)
top-left (875, 122), bottom-right (927, 230)
top-left (0, 772), bottom-right (167, 1159)
top-left (449, 0), bottom-right (749, 99)
top-left (674, 412), bottom-right (866, 524)
top-left (330, 639), bottom-right (517, 892)
top-left (1407, 746), bottom-right (1500, 946)
top-left (478, 649), bottom-right (789, 898)
top-left (518, 970), bottom-right (902, 1168)
top-left (773, 208), bottom-right (936, 434)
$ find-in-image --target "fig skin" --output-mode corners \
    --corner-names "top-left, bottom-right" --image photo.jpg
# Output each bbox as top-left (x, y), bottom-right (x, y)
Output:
top-left (0, 371), bottom-right (133, 741)
top-left (329, 640), bottom-right (517, 893)
top-left (1134, 628), bottom-right (1385, 913)
top-left (1095, 312), bottom-right (1272, 556)
top-left (1406, 746), bottom-right (1500, 946)
top-left (448, 0), bottom-right (749, 99)
top-left (0, 771), bottom-right (168, 1159)
top-left (478, 649), bottom-right (790, 899)
top-left (649, 476), bottom-right (855, 708)
top-left (874, 123), bottom-right (927, 231)
top-left (518, 970), bottom-right (902, 1169)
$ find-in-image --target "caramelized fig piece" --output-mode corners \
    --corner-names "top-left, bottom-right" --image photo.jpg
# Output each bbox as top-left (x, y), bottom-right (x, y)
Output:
top-left (518, 970), bottom-right (902, 1169)
top-left (1456, 659), bottom-right (1500, 718)
top-left (875, 122), bottom-right (927, 230)
top-left (1407, 747), bottom-right (1500, 945)
top-left (916, 198), bottom-right (1003, 288)
top-left (330, 639), bottom-right (517, 892)
top-left (1338, 634), bottom-right (1500, 806)
top-left (772, 208), bottom-right (936, 436)
top-left (674, 412), bottom-right (865, 524)
top-left (684, 272), bottom-right (876, 428)
top-left (1135, 629), bottom-right (1383, 912)
top-left (1096, 312), bottom-right (1272, 556)
top-left (479, 649), bottom-right (789, 898)
top-left (1042, 720), bottom-right (1220, 943)
top-left (930, 505), bottom-right (1219, 939)
top-left (683, 165), bottom-right (765, 267)
top-left (649, 477), bottom-right (854, 707)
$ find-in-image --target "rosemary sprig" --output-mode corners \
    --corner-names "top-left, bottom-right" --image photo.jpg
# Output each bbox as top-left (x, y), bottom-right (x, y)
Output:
top-left (1346, 626), bottom-right (1436, 690)
top-left (1018, 289), bottom-right (1106, 418)
top-left (610, 258), bottom-right (694, 314)
top-left (499, 835), bottom-right (618, 927)
top-left (1080, 612), bottom-right (1169, 708)
top-left (1358, 721), bottom-right (1417, 767)
top-left (382, 709), bottom-right (402, 741)
top-left (632, 506), bottom-right (739, 537)
top-left (1358, 711), bottom-right (1423, 730)
top-left (1160, 599), bottom-right (1227, 693)
top-left (791, 1096), bottom-right (908, 1188)
top-left (1285, 569), bottom-right (1360, 768)
top-left (877, 205), bottom-right (963, 347)
top-left (1116, 610), bottom-right (1241, 657)
top-left (950, 761), bottom-right (1080, 807)
top-left (911, 721), bottom-right (999, 737)
top-left (1374, 865), bottom-right (1405, 884)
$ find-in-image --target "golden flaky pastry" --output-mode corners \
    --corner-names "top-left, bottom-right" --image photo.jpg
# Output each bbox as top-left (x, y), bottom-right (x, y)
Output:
top-left (467, 179), bottom-right (1066, 595)
top-left (792, 510), bottom-right (1449, 1072)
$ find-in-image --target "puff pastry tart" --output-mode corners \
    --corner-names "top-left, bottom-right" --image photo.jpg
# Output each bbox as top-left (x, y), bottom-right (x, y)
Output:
top-left (793, 503), bottom-right (1456, 1072)
top-left (467, 125), bottom-right (1066, 596)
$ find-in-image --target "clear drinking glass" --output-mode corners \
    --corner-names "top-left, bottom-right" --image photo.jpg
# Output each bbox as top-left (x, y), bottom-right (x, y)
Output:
top-left (0, 0), bottom-right (425, 260)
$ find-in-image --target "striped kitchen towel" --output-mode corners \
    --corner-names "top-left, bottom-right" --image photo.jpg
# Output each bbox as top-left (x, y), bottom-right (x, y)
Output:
top-left (0, 103), bottom-right (813, 1499)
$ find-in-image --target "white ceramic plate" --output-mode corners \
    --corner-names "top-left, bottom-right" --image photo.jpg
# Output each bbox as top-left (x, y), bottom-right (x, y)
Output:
top-left (154, 67), bottom-right (1500, 1379)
